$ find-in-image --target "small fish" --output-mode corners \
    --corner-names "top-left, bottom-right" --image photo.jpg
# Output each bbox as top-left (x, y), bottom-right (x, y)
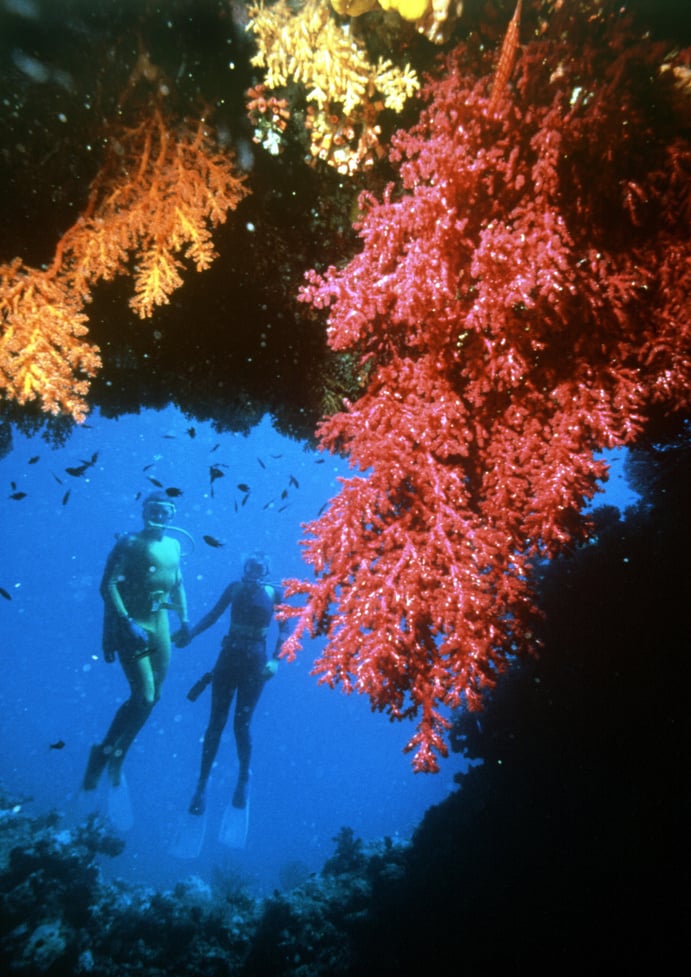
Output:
top-left (278, 504), bottom-right (290, 512)
top-left (289, 474), bottom-right (300, 488)
top-left (209, 465), bottom-right (225, 497)
top-left (241, 494), bottom-right (249, 507)
top-left (49, 740), bottom-right (65, 751)
top-left (143, 463), bottom-right (155, 472)
top-left (210, 443), bottom-right (220, 453)
top-left (165, 487), bottom-right (183, 498)
top-left (147, 476), bottom-right (163, 488)
top-left (9, 491), bottom-right (27, 501)
top-left (203, 534), bottom-right (224, 548)
top-left (0, 587), bottom-right (11, 601)
top-left (262, 500), bottom-right (275, 510)
top-left (237, 483), bottom-right (250, 493)
top-left (317, 502), bottom-right (328, 515)
top-left (52, 473), bottom-right (64, 485)
top-left (162, 434), bottom-right (176, 440)
top-left (66, 454), bottom-right (97, 477)
top-left (28, 455), bottom-right (40, 465)
top-left (62, 490), bottom-right (71, 506)
top-left (315, 458), bottom-right (326, 464)
top-left (257, 457), bottom-right (266, 469)
top-left (186, 427), bottom-right (196, 439)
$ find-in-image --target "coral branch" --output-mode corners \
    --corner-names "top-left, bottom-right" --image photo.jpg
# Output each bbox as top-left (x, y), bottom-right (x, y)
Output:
top-left (0, 260), bottom-right (100, 423)
top-left (1, 108), bottom-right (248, 420)
top-left (285, 4), bottom-right (691, 770)
top-left (247, 0), bottom-right (419, 172)
top-left (487, 0), bottom-right (522, 116)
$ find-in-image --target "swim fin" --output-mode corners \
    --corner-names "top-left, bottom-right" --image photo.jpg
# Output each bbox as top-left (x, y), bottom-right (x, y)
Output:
top-left (107, 774), bottom-right (134, 832)
top-left (169, 811), bottom-right (207, 859)
top-left (219, 793), bottom-right (250, 850)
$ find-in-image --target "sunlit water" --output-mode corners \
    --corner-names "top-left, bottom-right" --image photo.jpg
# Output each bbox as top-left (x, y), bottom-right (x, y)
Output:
top-left (1, 406), bottom-right (475, 894)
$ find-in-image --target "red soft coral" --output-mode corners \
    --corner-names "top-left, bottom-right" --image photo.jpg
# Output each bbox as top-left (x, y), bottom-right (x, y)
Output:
top-left (283, 2), bottom-right (691, 770)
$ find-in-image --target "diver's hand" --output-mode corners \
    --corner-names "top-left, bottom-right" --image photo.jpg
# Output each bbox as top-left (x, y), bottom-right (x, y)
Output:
top-left (263, 659), bottom-right (278, 680)
top-left (104, 648), bottom-right (116, 664)
top-left (173, 623), bottom-right (192, 648)
top-left (124, 617), bottom-right (149, 650)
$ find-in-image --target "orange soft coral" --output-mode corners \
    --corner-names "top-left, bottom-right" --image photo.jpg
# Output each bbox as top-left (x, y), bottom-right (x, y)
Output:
top-left (0, 108), bottom-right (248, 420)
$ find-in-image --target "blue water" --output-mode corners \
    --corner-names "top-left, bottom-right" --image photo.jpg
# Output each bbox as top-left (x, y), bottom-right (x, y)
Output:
top-left (0, 406), bottom-right (637, 893)
top-left (0, 406), bottom-right (472, 893)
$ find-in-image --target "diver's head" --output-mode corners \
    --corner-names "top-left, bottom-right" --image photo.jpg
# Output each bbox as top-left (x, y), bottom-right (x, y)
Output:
top-left (243, 551), bottom-right (270, 582)
top-left (142, 491), bottom-right (176, 529)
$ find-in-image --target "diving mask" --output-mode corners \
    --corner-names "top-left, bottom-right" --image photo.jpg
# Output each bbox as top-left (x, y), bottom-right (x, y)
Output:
top-left (143, 499), bottom-right (176, 528)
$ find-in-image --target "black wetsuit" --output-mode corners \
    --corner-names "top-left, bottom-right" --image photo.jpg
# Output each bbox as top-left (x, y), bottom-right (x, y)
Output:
top-left (197, 578), bottom-right (281, 794)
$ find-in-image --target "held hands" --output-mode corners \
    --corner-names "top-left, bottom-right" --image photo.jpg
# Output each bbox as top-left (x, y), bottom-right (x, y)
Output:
top-left (172, 622), bottom-right (192, 648)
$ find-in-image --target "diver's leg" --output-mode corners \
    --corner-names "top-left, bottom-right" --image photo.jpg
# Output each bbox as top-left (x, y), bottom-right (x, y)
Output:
top-left (189, 663), bottom-right (235, 815)
top-left (82, 662), bottom-right (148, 790)
top-left (150, 615), bottom-right (171, 695)
top-left (231, 661), bottom-right (265, 808)
top-left (82, 742), bottom-right (110, 791)
top-left (106, 655), bottom-right (157, 786)
top-left (107, 627), bottom-right (171, 784)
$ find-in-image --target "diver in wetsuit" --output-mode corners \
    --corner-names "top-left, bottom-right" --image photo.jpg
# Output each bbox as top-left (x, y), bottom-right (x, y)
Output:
top-left (82, 492), bottom-right (190, 791)
top-left (175, 552), bottom-right (289, 813)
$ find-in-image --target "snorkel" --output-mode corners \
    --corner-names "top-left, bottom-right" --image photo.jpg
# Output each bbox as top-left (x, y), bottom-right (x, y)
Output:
top-left (165, 523), bottom-right (196, 554)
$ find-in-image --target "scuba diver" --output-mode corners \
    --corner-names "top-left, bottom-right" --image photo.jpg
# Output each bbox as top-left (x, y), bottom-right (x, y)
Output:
top-left (174, 551), bottom-right (289, 815)
top-left (82, 491), bottom-right (190, 792)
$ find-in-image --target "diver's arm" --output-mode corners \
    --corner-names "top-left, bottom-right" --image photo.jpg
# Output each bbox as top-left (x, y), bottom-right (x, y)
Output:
top-left (101, 540), bottom-right (132, 620)
top-left (100, 537), bottom-right (130, 617)
top-left (187, 583), bottom-right (235, 641)
top-left (171, 571), bottom-right (189, 625)
top-left (272, 585), bottom-right (291, 660)
top-left (107, 579), bottom-right (130, 620)
top-left (102, 540), bottom-right (148, 648)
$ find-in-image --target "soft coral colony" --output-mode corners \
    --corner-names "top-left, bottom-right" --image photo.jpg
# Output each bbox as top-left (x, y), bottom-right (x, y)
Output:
top-left (0, 108), bottom-right (247, 422)
top-left (280, 1), bottom-right (691, 770)
top-left (246, 0), bottom-right (421, 173)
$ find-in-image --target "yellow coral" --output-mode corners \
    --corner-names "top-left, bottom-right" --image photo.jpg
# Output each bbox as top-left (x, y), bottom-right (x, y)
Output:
top-left (330, 0), bottom-right (378, 13)
top-left (247, 0), bottom-right (419, 157)
top-left (378, 0), bottom-right (431, 21)
top-left (327, 0), bottom-right (461, 45)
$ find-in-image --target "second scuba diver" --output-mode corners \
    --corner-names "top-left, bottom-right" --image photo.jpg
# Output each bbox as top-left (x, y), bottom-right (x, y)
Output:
top-left (174, 551), bottom-right (289, 813)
